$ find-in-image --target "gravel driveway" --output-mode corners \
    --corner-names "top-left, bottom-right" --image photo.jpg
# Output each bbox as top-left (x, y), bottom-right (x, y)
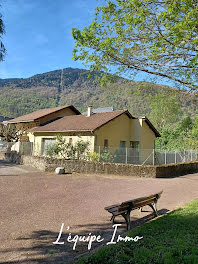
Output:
top-left (1, 160), bottom-right (198, 263)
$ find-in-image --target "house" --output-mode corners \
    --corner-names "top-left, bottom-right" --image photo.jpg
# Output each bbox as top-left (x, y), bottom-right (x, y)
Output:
top-left (7, 105), bottom-right (81, 142)
top-left (29, 106), bottom-right (160, 164)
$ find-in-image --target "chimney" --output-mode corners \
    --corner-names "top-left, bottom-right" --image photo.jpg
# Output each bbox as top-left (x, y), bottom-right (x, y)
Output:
top-left (87, 106), bottom-right (93, 117)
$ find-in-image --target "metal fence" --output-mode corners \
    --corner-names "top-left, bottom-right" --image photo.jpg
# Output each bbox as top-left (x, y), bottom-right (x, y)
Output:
top-left (0, 140), bottom-right (197, 166)
top-left (154, 149), bottom-right (198, 165)
top-left (0, 141), bottom-right (14, 152)
top-left (0, 141), bottom-right (33, 155)
top-left (94, 146), bottom-right (198, 165)
top-left (94, 146), bottom-right (140, 164)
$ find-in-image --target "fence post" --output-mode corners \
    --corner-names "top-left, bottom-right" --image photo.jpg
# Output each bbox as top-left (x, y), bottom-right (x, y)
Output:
top-left (165, 150), bottom-right (166, 165)
top-left (153, 149), bottom-right (155, 166)
top-left (184, 149), bottom-right (186, 162)
top-left (175, 151), bottom-right (177, 164)
top-left (191, 150), bottom-right (193, 161)
top-left (126, 147), bottom-right (128, 164)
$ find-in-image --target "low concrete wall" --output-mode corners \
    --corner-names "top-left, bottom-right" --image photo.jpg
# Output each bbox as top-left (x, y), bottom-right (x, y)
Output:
top-left (19, 155), bottom-right (157, 177)
top-left (2, 152), bottom-right (198, 178)
top-left (45, 157), bottom-right (157, 177)
top-left (156, 161), bottom-right (198, 178)
top-left (22, 155), bottom-right (46, 171)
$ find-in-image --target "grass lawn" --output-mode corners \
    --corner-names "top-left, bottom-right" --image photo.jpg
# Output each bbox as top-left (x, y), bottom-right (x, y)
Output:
top-left (77, 200), bottom-right (198, 264)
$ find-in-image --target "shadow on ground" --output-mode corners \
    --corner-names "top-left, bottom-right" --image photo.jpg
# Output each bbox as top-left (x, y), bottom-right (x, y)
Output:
top-left (0, 160), bottom-right (18, 167)
top-left (0, 209), bottom-right (169, 264)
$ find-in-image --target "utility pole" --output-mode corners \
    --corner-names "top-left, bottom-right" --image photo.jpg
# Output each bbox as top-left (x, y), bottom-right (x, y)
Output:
top-left (56, 69), bottom-right (63, 106)
top-left (60, 69), bottom-right (63, 89)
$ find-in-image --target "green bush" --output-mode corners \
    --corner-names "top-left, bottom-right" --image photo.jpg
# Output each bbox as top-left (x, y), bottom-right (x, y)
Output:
top-left (88, 152), bottom-right (100, 162)
top-left (46, 144), bottom-right (59, 157)
top-left (45, 135), bottom-right (89, 159)
top-left (100, 148), bottom-right (114, 162)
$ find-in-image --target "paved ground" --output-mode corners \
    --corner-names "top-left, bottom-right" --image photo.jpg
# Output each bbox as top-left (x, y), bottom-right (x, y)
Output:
top-left (0, 160), bottom-right (40, 176)
top-left (1, 160), bottom-right (198, 263)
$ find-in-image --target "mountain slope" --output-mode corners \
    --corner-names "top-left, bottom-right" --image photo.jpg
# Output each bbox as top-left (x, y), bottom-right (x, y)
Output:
top-left (0, 67), bottom-right (197, 118)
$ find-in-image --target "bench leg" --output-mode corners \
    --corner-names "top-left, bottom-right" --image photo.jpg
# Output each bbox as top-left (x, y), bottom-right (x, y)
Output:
top-left (110, 215), bottom-right (116, 224)
top-left (121, 212), bottom-right (131, 230)
top-left (148, 202), bottom-right (158, 217)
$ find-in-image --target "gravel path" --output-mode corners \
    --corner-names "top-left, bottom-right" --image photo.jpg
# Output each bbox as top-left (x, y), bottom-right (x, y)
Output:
top-left (0, 160), bottom-right (198, 263)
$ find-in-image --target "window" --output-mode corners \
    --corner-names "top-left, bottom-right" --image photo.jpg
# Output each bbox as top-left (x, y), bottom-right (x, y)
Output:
top-left (104, 139), bottom-right (108, 148)
top-left (42, 138), bottom-right (56, 156)
top-left (129, 141), bottom-right (140, 163)
top-left (120, 141), bottom-right (126, 148)
top-left (130, 141), bottom-right (139, 150)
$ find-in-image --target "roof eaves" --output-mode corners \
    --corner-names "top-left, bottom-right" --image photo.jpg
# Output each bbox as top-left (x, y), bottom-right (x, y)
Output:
top-left (125, 110), bottom-right (136, 119)
top-left (8, 105), bottom-right (81, 124)
top-left (69, 105), bottom-right (81, 115)
top-left (8, 119), bottom-right (34, 123)
top-left (32, 129), bottom-right (94, 133)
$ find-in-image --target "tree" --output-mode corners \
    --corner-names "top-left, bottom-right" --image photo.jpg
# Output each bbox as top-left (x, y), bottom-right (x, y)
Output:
top-left (72, 0), bottom-right (198, 90)
top-left (155, 127), bottom-right (187, 150)
top-left (149, 91), bottom-right (182, 129)
top-left (188, 116), bottom-right (198, 149)
top-left (179, 116), bottom-right (193, 135)
top-left (0, 9), bottom-right (6, 61)
top-left (0, 123), bottom-right (26, 142)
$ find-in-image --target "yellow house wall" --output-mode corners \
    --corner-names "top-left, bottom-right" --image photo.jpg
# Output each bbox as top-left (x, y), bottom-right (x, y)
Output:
top-left (140, 120), bottom-right (156, 164)
top-left (94, 114), bottom-right (156, 164)
top-left (27, 132), bottom-right (35, 143)
top-left (94, 114), bottom-right (132, 148)
top-left (94, 114), bottom-right (143, 148)
top-left (32, 132), bottom-right (95, 156)
top-left (131, 119), bottom-right (142, 142)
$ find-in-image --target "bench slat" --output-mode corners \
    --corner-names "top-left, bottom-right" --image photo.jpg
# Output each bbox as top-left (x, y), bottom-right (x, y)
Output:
top-left (104, 203), bottom-right (120, 210)
top-left (133, 199), bottom-right (156, 209)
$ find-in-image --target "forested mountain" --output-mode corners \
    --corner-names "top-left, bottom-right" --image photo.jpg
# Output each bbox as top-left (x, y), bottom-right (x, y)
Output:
top-left (0, 67), bottom-right (197, 118)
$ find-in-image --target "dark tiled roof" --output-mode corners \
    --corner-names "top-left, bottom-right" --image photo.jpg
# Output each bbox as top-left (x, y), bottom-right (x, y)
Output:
top-left (29, 110), bottom-right (160, 137)
top-left (7, 105), bottom-right (81, 123)
top-left (30, 110), bottom-right (130, 132)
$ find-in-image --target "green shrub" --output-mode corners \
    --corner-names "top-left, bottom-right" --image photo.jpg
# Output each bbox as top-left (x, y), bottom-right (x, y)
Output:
top-left (46, 144), bottom-right (59, 157)
top-left (45, 135), bottom-right (89, 159)
top-left (100, 148), bottom-right (114, 162)
top-left (88, 152), bottom-right (100, 162)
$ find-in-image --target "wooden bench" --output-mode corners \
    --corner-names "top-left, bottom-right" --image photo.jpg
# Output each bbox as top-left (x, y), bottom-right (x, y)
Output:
top-left (104, 191), bottom-right (163, 230)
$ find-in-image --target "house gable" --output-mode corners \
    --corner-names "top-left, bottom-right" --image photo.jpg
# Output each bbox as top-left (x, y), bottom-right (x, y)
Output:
top-left (8, 105), bottom-right (80, 125)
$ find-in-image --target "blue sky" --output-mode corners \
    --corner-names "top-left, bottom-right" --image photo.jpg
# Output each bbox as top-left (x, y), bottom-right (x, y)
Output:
top-left (0, 0), bottom-right (104, 78)
top-left (0, 0), bottom-right (175, 88)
